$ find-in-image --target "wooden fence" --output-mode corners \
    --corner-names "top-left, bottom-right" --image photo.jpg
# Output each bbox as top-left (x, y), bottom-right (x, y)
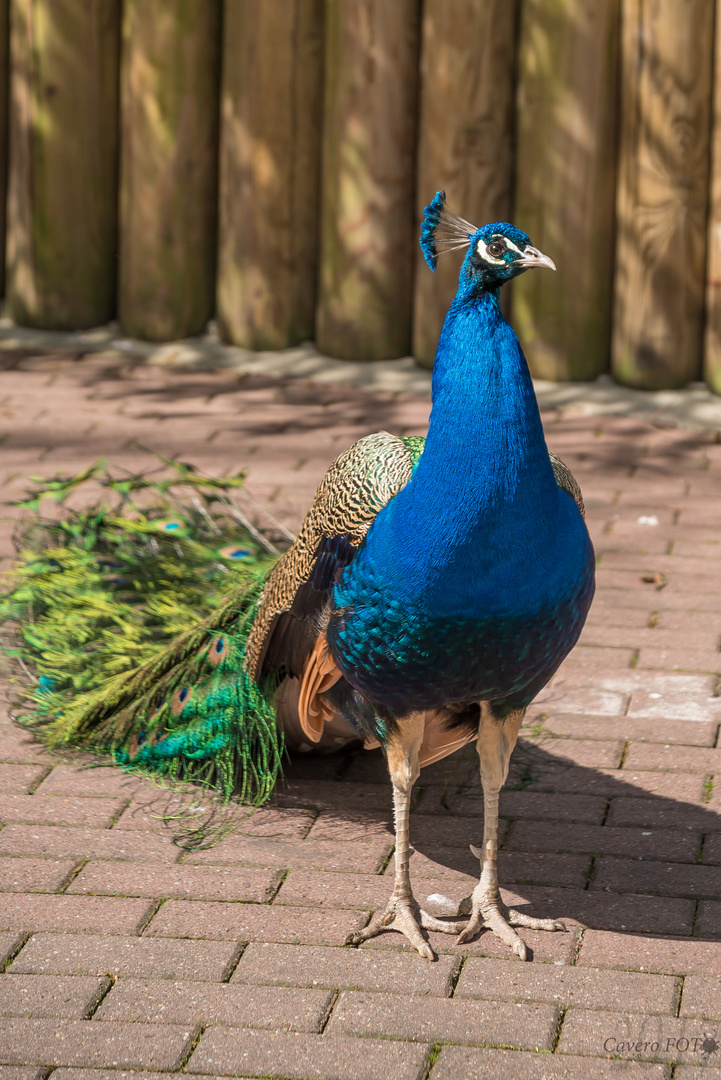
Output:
top-left (0, 0), bottom-right (720, 393)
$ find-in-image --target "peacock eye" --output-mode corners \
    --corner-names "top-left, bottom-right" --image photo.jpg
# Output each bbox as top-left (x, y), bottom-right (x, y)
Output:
top-left (487, 240), bottom-right (505, 258)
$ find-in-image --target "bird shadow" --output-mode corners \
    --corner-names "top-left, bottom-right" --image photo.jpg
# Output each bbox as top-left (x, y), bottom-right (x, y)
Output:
top-left (280, 729), bottom-right (721, 954)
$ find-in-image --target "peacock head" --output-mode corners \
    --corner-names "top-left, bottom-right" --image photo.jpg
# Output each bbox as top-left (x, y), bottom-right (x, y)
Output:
top-left (420, 190), bottom-right (555, 291)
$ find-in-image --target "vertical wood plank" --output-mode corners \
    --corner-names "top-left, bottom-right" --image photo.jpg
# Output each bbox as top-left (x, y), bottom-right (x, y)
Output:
top-left (413, 0), bottom-right (517, 369)
top-left (217, 0), bottom-right (324, 350)
top-left (0, 0), bottom-right (10, 298)
top-left (317, 0), bottom-right (420, 362)
top-left (6, 0), bottom-right (120, 329)
top-left (119, 0), bottom-right (221, 342)
top-left (704, 0), bottom-right (721, 395)
top-left (612, 0), bottom-right (713, 389)
top-left (513, 0), bottom-right (619, 382)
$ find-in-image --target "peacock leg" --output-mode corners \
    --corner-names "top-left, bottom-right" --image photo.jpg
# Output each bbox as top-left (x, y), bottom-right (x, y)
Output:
top-left (345, 711), bottom-right (455, 960)
top-left (446, 704), bottom-right (565, 960)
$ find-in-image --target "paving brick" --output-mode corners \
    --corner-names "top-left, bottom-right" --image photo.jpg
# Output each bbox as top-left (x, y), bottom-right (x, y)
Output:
top-left (0, 765), bottom-right (49, 794)
top-left (393, 847), bottom-right (591, 889)
top-left (0, 795), bottom-right (125, 829)
top-left (624, 742), bottom-right (721, 772)
top-left (94, 977), bottom-right (330, 1031)
top-left (0, 857), bottom-right (78, 892)
top-left (607, 797), bottom-right (721, 831)
top-left (453, 884), bottom-right (694, 936)
top-left (591, 856), bottom-right (721, 899)
top-left (0, 895), bottom-right (154, 935)
top-left (33, 766), bottom-right (145, 799)
top-left (232, 941), bottom-right (458, 994)
top-left (326, 989), bottom-right (558, 1050)
top-left (275, 871), bottom-right (390, 910)
top-left (540, 713), bottom-right (718, 746)
top-left (627, 686), bottom-right (721, 722)
top-left (432, 1046), bottom-right (667, 1080)
top-left (0, 824), bottom-right (181, 862)
top-left (637, 647), bottom-right (721, 672)
top-left (186, 836), bottom-right (390, 873)
top-left (0, 1018), bottom-right (195, 1070)
top-left (422, 789), bottom-right (608, 823)
top-left (557, 1008), bottom-right (721, 1064)
top-left (695, 899), bottom-right (721, 938)
top-left (0, 973), bottom-right (108, 1019)
top-left (526, 768), bottom-right (709, 803)
top-left (304, 810), bottom-right (393, 842)
top-left (532, 683), bottom-right (630, 718)
top-left (703, 833), bottom-right (721, 864)
top-left (0, 1069), bottom-right (47, 1080)
top-left (519, 737), bottom-right (625, 769)
top-left (675, 1069), bottom-right (721, 1080)
top-left (455, 957), bottom-right (676, 1013)
top-left (114, 799), bottom-right (314, 837)
top-left (0, 933), bottom-right (26, 970)
top-left (67, 860), bottom-right (280, 903)
top-left (47, 1071), bottom-right (205, 1080)
top-left (680, 975), bottom-right (721, 1019)
top-left (188, 1028), bottom-right (429, 1080)
top-left (408, 814), bottom-right (504, 848)
top-left (578, 929), bottom-right (721, 975)
top-left (0, 723), bottom-right (50, 764)
top-left (145, 899), bottom-right (367, 945)
top-left (9, 932), bottom-right (238, 981)
top-left (505, 820), bottom-right (700, 862)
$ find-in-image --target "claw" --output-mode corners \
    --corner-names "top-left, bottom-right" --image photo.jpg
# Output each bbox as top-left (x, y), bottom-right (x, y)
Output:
top-left (346, 896), bottom-right (437, 960)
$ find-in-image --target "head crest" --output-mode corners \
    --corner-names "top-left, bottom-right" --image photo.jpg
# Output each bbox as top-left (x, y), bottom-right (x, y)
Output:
top-left (419, 191), bottom-right (477, 272)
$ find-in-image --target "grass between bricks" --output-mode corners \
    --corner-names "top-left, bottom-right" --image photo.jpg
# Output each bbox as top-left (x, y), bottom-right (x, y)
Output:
top-left (0, 931), bottom-right (30, 972)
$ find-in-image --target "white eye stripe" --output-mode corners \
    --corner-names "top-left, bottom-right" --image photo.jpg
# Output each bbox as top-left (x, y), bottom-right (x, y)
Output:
top-left (501, 237), bottom-right (524, 257)
top-left (476, 238), bottom-right (505, 265)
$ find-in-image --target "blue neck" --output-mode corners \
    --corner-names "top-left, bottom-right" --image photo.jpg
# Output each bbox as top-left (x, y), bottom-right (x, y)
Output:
top-left (354, 287), bottom-right (566, 616)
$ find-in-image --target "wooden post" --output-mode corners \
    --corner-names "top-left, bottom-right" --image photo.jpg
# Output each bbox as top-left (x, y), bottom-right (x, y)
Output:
top-left (612, 0), bottom-right (713, 390)
top-left (413, 0), bottom-right (517, 369)
top-left (0, 0), bottom-right (9, 298)
top-left (704, 0), bottom-right (721, 396)
top-left (6, 0), bottom-right (120, 329)
top-left (118, 0), bottom-right (221, 342)
top-left (217, 0), bottom-right (324, 351)
top-left (317, 0), bottom-right (420, 362)
top-left (513, 0), bottom-right (619, 382)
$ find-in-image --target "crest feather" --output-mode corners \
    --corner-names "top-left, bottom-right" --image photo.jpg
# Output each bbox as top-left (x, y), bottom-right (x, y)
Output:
top-left (419, 190), bottom-right (477, 272)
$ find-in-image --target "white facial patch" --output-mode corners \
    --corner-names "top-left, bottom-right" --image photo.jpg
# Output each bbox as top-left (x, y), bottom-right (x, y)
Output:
top-left (476, 234), bottom-right (524, 266)
top-left (476, 237), bottom-right (504, 265)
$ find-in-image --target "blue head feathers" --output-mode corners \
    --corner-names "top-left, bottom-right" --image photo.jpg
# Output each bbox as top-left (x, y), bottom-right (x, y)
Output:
top-left (420, 191), bottom-right (556, 289)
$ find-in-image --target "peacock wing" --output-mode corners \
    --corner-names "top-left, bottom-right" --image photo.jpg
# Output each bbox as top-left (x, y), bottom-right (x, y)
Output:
top-left (246, 431), bottom-right (425, 684)
top-left (549, 450), bottom-right (585, 518)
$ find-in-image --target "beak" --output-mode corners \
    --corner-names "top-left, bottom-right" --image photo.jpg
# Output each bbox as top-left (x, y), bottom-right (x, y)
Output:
top-left (517, 245), bottom-right (556, 271)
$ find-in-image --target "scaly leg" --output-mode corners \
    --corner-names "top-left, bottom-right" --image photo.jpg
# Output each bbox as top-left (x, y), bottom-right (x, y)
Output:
top-left (427, 704), bottom-right (565, 960)
top-left (345, 711), bottom-right (462, 959)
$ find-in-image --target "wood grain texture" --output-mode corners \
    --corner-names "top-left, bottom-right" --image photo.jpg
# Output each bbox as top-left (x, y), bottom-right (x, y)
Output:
top-left (118, 0), bottom-right (221, 342)
top-left (317, 0), bottom-right (420, 362)
top-left (0, 0), bottom-right (9, 297)
top-left (412, 0), bottom-right (517, 369)
top-left (5, 0), bottom-right (120, 329)
top-left (217, 0), bottom-right (324, 350)
top-left (704, 0), bottom-right (721, 395)
top-left (513, 0), bottom-right (619, 382)
top-left (612, 0), bottom-right (713, 389)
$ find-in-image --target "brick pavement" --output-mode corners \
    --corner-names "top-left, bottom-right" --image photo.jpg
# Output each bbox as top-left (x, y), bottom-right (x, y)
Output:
top-left (0, 348), bottom-right (721, 1077)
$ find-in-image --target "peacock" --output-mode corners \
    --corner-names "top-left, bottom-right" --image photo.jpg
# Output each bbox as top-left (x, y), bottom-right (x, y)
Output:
top-left (1, 192), bottom-right (595, 961)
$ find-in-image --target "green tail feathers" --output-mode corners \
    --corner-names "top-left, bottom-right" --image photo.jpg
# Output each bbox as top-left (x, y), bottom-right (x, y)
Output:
top-left (0, 458), bottom-right (286, 803)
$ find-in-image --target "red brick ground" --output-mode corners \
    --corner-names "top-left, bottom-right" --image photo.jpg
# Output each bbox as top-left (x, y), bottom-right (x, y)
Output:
top-left (1, 348), bottom-right (721, 1078)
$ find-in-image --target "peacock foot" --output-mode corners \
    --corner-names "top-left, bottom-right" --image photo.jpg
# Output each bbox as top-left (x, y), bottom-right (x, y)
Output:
top-left (425, 887), bottom-right (566, 961)
top-left (345, 894), bottom-right (466, 961)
